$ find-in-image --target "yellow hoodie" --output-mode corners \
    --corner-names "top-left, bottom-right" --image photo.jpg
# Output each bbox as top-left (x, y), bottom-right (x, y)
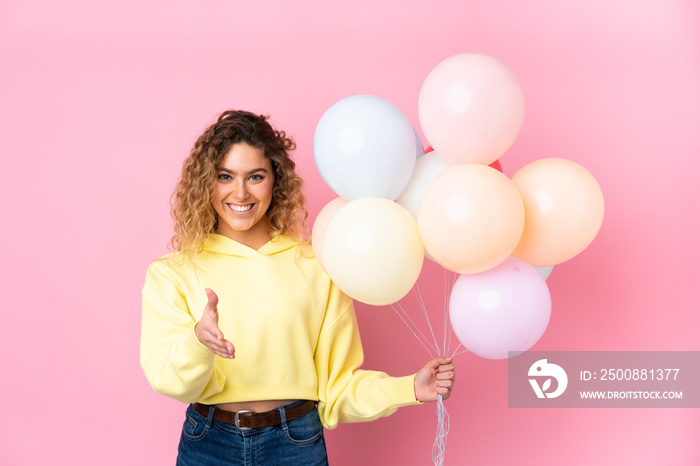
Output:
top-left (140, 233), bottom-right (419, 428)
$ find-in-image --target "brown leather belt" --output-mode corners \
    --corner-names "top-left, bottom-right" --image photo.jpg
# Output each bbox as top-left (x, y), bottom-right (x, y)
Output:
top-left (193, 400), bottom-right (316, 431)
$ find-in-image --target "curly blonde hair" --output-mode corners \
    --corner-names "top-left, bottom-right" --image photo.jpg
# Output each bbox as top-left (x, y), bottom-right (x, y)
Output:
top-left (170, 110), bottom-right (308, 258)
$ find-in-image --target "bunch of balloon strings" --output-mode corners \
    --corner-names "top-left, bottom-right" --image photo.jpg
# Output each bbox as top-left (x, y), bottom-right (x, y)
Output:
top-left (390, 267), bottom-right (467, 466)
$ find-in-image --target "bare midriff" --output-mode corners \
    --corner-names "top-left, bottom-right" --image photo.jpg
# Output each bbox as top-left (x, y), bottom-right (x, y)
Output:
top-left (215, 399), bottom-right (297, 413)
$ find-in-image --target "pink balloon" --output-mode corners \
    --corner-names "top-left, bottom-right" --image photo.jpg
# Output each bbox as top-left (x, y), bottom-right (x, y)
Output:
top-left (449, 257), bottom-right (551, 359)
top-left (418, 53), bottom-right (525, 165)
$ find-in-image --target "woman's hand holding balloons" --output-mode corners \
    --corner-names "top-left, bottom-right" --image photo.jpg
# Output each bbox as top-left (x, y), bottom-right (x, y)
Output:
top-left (414, 357), bottom-right (455, 402)
top-left (195, 288), bottom-right (235, 359)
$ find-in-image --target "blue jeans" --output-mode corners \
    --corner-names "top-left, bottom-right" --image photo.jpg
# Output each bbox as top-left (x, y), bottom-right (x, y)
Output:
top-left (176, 401), bottom-right (328, 465)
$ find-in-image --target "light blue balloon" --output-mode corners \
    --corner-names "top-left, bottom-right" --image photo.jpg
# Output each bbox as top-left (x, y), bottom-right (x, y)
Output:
top-left (314, 95), bottom-right (416, 200)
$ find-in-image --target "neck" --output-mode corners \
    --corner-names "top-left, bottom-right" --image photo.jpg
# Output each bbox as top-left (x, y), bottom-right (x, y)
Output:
top-left (217, 218), bottom-right (272, 250)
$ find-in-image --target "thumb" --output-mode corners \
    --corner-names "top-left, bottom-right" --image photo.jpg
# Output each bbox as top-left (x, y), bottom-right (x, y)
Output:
top-left (424, 357), bottom-right (452, 371)
top-left (204, 288), bottom-right (219, 322)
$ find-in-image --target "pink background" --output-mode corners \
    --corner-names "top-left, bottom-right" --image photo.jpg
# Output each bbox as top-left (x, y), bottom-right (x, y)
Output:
top-left (1, 0), bottom-right (698, 464)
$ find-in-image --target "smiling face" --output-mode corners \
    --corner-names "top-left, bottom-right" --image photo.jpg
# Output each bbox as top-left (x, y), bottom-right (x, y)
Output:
top-left (212, 143), bottom-right (275, 249)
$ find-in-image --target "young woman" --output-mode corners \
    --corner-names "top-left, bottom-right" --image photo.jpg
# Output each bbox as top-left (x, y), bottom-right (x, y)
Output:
top-left (140, 110), bottom-right (455, 465)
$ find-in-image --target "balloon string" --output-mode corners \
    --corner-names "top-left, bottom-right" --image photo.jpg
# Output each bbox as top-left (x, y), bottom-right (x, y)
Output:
top-left (443, 268), bottom-right (449, 356)
top-left (432, 394), bottom-right (449, 466)
top-left (451, 345), bottom-right (469, 358)
top-left (443, 269), bottom-right (460, 357)
top-left (391, 302), bottom-right (439, 358)
top-left (413, 283), bottom-right (441, 358)
top-left (391, 268), bottom-right (464, 465)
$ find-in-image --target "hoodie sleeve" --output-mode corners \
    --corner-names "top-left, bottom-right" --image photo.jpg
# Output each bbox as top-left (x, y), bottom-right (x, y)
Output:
top-left (140, 260), bottom-right (226, 403)
top-left (314, 283), bottom-right (420, 429)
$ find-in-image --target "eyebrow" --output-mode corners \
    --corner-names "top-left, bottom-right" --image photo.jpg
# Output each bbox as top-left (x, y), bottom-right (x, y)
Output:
top-left (218, 167), bottom-right (269, 175)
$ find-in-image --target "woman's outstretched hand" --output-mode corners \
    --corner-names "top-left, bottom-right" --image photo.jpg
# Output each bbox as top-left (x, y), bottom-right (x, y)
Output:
top-left (414, 357), bottom-right (455, 402)
top-left (194, 288), bottom-right (236, 359)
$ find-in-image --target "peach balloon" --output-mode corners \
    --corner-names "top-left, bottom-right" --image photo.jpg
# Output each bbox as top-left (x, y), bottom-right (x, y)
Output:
top-left (311, 197), bottom-right (349, 270)
top-left (322, 198), bottom-right (424, 306)
top-left (417, 164), bottom-right (525, 274)
top-left (418, 53), bottom-right (525, 166)
top-left (511, 158), bottom-right (604, 266)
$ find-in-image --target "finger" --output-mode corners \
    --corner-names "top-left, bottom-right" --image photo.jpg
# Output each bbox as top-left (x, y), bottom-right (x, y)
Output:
top-left (211, 349), bottom-right (235, 359)
top-left (201, 333), bottom-right (226, 352)
top-left (206, 331), bottom-right (235, 355)
top-left (423, 358), bottom-right (443, 371)
top-left (208, 325), bottom-right (225, 341)
top-left (428, 357), bottom-right (453, 370)
top-left (437, 363), bottom-right (455, 373)
top-left (215, 344), bottom-right (235, 358)
top-left (437, 371), bottom-right (455, 381)
top-left (205, 329), bottom-right (229, 349)
top-left (200, 321), bottom-right (234, 351)
top-left (205, 288), bottom-right (219, 307)
top-left (216, 339), bottom-right (235, 358)
top-left (437, 387), bottom-right (452, 400)
top-left (436, 379), bottom-right (454, 389)
top-left (204, 337), bottom-right (235, 358)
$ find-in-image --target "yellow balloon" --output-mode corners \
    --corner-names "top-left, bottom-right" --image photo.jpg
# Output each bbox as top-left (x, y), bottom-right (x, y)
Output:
top-left (322, 198), bottom-right (424, 305)
top-left (417, 164), bottom-right (525, 274)
top-left (511, 158), bottom-right (604, 266)
top-left (311, 197), bottom-right (348, 270)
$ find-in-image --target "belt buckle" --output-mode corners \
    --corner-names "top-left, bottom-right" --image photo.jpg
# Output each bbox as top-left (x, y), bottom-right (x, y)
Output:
top-left (234, 409), bottom-right (253, 431)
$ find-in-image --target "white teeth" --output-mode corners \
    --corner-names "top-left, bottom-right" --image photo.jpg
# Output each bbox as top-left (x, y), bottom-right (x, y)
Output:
top-left (229, 204), bottom-right (254, 212)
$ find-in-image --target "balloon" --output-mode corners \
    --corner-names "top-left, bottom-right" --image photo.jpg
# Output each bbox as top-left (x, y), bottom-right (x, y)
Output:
top-left (413, 128), bottom-right (424, 159)
top-left (536, 265), bottom-right (554, 280)
top-left (449, 257), bottom-right (551, 360)
top-left (311, 197), bottom-right (349, 270)
top-left (418, 53), bottom-right (525, 166)
top-left (314, 95), bottom-right (416, 200)
top-left (511, 158), bottom-right (604, 266)
top-left (396, 151), bottom-right (452, 220)
top-left (424, 144), bottom-right (503, 173)
top-left (417, 164), bottom-right (525, 274)
top-left (322, 198), bottom-right (424, 305)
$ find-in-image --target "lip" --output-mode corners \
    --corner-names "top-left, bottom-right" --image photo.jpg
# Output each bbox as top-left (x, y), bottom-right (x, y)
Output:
top-left (226, 203), bottom-right (256, 215)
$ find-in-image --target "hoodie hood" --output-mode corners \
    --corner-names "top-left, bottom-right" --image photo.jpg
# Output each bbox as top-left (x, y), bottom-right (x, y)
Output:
top-left (204, 233), bottom-right (299, 258)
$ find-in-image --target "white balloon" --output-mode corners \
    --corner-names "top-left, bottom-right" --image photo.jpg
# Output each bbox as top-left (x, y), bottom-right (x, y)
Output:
top-left (314, 95), bottom-right (416, 200)
top-left (413, 128), bottom-right (424, 159)
top-left (396, 151), bottom-right (452, 219)
top-left (536, 265), bottom-right (554, 280)
top-left (322, 198), bottom-right (424, 305)
top-left (311, 197), bottom-right (349, 270)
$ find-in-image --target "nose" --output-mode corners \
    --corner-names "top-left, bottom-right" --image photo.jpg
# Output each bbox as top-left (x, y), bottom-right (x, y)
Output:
top-left (232, 179), bottom-right (248, 200)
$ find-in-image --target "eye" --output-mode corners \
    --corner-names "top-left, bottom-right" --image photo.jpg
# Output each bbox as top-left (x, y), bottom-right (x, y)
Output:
top-left (218, 173), bottom-right (232, 181)
top-left (249, 174), bottom-right (264, 181)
